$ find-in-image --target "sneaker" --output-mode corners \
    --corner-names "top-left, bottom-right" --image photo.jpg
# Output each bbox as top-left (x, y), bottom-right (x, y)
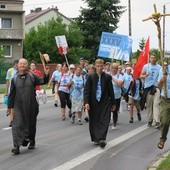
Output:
top-left (111, 125), bottom-right (117, 130)
top-left (71, 115), bottom-right (75, 124)
top-left (155, 122), bottom-right (160, 129)
top-left (137, 113), bottom-right (142, 121)
top-left (99, 140), bottom-right (107, 148)
top-left (147, 121), bottom-right (153, 127)
top-left (78, 119), bottom-right (83, 125)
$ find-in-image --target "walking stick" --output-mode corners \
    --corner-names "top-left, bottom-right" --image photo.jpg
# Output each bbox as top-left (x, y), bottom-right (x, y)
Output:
top-left (142, 4), bottom-right (170, 98)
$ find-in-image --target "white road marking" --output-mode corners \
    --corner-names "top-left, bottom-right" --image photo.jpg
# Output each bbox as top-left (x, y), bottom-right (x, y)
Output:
top-left (2, 127), bottom-right (12, 130)
top-left (0, 108), bottom-right (6, 111)
top-left (52, 124), bottom-right (148, 170)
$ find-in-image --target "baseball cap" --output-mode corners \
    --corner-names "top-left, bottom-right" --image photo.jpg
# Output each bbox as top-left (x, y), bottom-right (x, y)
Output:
top-left (106, 62), bottom-right (111, 65)
top-left (79, 57), bottom-right (85, 61)
top-left (13, 59), bottom-right (19, 65)
top-left (125, 61), bottom-right (131, 65)
top-left (69, 64), bottom-right (75, 69)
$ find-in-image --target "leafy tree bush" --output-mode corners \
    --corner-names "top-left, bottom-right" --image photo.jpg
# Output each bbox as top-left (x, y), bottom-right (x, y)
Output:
top-left (76, 0), bottom-right (125, 62)
top-left (24, 17), bottom-right (90, 64)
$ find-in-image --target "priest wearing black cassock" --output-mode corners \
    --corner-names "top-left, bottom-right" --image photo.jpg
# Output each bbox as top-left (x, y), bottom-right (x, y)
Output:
top-left (8, 58), bottom-right (49, 154)
top-left (84, 59), bottom-right (116, 148)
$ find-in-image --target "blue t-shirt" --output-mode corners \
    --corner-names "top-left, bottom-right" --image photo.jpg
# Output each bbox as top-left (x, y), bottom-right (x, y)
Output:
top-left (112, 73), bottom-right (124, 99)
top-left (158, 67), bottom-right (170, 98)
top-left (142, 63), bottom-right (161, 88)
top-left (58, 72), bottom-right (72, 93)
top-left (6, 67), bottom-right (18, 94)
top-left (71, 75), bottom-right (84, 99)
top-left (52, 70), bottom-right (61, 83)
top-left (123, 73), bottom-right (132, 91)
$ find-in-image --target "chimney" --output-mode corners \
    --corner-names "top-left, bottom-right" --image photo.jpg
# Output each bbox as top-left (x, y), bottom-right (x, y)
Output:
top-left (35, 7), bottom-right (42, 13)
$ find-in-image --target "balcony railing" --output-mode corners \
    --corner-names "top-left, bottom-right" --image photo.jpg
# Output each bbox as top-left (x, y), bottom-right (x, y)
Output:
top-left (0, 29), bottom-right (24, 39)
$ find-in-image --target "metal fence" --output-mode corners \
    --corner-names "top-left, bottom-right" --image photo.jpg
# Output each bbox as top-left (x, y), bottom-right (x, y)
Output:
top-left (0, 62), bottom-right (10, 83)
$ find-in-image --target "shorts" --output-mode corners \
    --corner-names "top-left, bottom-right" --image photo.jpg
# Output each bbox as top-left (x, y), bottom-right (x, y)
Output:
top-left (128, 97), bottom-right (140, 107)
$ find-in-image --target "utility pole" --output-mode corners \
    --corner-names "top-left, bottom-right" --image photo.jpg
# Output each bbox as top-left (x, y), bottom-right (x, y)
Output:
top-left (128, 0), bottom-right (132, 36)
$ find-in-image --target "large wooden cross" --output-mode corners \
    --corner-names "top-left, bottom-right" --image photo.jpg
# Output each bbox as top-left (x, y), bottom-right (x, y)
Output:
top-left (143, 4), bottom-right (170, 98)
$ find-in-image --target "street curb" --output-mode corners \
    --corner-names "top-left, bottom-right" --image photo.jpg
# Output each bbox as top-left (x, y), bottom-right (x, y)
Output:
top-left (147, 150), bottom-right (170, 170)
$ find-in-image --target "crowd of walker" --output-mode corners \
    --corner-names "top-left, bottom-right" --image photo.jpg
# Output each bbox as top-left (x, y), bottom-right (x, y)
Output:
top-left (3, 54), bottom-right (170, 155)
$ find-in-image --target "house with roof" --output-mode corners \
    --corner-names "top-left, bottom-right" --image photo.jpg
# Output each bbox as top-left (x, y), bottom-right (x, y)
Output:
top-left (25, 6), bottom-right (72, 33)
top-left (0, 0), bottom-right (24, 62)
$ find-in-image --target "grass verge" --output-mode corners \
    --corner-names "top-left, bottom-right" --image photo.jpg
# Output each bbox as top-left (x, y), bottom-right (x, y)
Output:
top-left (157, 153), bottom-right (170, 170)
top-left (0, 88), bottom-right (5, 94)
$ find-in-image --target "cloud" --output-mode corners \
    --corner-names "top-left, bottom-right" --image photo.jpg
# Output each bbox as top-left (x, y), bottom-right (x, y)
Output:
top-left (24, 0), bottom-right (170, 52)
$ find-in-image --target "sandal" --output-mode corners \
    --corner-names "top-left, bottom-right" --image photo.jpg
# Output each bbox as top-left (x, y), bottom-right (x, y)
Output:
top-left (62, 115), bottom-right (66, 121)
top-left (157, 141), bottom-right (165, 149)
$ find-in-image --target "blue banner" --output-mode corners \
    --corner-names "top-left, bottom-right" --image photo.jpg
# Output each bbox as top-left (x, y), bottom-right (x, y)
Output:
top-left (97, 32), bottom-right (132, 61)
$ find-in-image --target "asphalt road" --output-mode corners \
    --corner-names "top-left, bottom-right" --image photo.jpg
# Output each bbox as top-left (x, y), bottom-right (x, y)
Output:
top-left (0, 97), bottom-right (170, 170)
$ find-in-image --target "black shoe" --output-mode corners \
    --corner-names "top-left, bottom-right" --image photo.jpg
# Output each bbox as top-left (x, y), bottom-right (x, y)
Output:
top-left (22, 139), bottom-right (30, 147)
top-left (54, 101), bottom-right (58, 107)
top-left (11, 146), bottom-right (20, 155)
top-left (69, 110), bottom-right (72, 118)
top-left (28, 142), bottom-right (35, 149)
top-left (129, 117), bottom-right (133, 123)
top-left (9, 121), bottom-right (13, 127)
top-left (137, 113), bottom-right (142, 121)
top-left (155, 122), bottom-right (160, 129)
top-left (147, 121), bottom-right (153, 127)
top-left (84, 117), bottom-right (89, 122)
top-left (99, 140), bottom-right (106, 148)
top-left (71, 115), bottom-right (75, 124)
top-left (54, 103), bottom-right (58, 107)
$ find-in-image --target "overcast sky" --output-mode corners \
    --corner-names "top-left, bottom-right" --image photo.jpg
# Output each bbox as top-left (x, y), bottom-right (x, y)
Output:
top-left (24, 0), bottom-right (170, 52)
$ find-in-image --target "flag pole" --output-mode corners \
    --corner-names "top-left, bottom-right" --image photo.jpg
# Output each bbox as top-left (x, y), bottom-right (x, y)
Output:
top-left (64, 54), bottom-right (69, 68)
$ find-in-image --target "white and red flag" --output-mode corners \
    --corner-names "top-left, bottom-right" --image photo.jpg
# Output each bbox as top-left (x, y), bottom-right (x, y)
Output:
top-left (55, 35), bottom-right (69, 56)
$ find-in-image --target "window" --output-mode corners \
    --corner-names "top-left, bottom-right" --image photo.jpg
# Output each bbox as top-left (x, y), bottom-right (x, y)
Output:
top-left (0, 18), bottom-right (12, 28)
top-left (3, 45), bottom-right (12, 58)
top-left (0, 4), bottom-right (6, 9)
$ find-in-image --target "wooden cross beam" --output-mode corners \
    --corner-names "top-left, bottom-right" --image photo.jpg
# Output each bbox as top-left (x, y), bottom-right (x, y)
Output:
top-left (142, 4), bottom-right (170, 98)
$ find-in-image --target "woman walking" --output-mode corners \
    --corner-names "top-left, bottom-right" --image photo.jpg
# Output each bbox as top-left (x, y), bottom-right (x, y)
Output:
top-left (70, 66), bottom-right (84, 125)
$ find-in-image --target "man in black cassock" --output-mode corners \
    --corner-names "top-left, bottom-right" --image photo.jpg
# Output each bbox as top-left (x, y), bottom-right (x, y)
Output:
top-left (8, 58), bottom-right (49, 154)
top-left (84, 59), bottom-right (116, 148)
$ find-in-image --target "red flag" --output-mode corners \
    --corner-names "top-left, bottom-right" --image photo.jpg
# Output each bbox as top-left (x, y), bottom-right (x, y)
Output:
top-left (133, 37), bottom-right (150, 78)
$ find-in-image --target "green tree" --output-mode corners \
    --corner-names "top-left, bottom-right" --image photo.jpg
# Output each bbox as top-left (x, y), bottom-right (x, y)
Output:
top-left (139, 38), bottom-right (146, 50)
top-left (132, 38), bottom-right (147, 60)
top-left (150, 48), bottom-right (161, 62)
top-left (77, 0), bottom-right (125, 61)
top-left (24, 18), bottom-right (88, 64)
top-left (0, 47), bottom-right (4, 63)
